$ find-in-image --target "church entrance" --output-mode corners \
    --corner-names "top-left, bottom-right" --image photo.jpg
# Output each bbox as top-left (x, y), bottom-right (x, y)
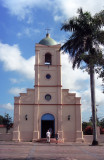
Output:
top-left (41, 113), bottom-right (55, 138)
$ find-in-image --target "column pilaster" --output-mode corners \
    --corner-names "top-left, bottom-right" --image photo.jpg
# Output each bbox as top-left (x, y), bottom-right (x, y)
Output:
top-left (32, 105), bottom-right (39, 141)
top-left (13, 97), bottom-right (20, 142)
top-left (33, 49), bottom-right (39, 141)
top-left (57, 86), bottom-right (63, 141)
top-left (75, 99), bottom-right (83, 142)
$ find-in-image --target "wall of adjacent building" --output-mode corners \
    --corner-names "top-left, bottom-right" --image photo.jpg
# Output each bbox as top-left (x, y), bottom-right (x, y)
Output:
top-left (0, 127), bottom-right (13, 141)
top-left (83, 134), bottom-right (104, 143)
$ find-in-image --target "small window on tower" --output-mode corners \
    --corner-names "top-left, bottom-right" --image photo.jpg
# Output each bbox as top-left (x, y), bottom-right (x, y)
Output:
top-left (45, 94), bottom-right (51, 101)
top-left (45, 53), bottom-right (52, 65)
top-left (46, 74), bottom-right (51, 79)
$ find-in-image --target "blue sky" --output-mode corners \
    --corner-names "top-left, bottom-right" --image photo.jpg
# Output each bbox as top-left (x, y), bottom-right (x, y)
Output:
top-left (0, 0), bottom-right (104, 122)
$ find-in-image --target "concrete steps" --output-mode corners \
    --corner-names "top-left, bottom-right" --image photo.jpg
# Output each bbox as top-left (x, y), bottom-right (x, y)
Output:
top-left (36, 138), bottom-right (62, 143)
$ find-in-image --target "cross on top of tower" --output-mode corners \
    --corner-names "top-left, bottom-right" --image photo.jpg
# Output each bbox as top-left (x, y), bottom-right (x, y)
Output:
top-left (45, 28), bottom-right (51, 34)
top-left (45, 28), bottom-right (51, 37)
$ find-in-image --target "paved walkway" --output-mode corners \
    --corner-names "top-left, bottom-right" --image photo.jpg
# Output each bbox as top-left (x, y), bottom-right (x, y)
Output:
top-left (0, 141), bottom-right (104, 160)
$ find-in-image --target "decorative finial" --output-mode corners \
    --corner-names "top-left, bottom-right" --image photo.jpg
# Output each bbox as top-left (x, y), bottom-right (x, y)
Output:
top-left (45, 28), bottom-right (51, 37)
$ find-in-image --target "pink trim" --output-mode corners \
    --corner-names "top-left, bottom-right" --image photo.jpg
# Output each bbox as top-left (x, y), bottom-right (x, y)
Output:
top-left (14, 103), bottom-right (81, 105)
top-left (35, 65), bottom-right (61, 67)
top-left (35, 85), bottom-right (62, 87)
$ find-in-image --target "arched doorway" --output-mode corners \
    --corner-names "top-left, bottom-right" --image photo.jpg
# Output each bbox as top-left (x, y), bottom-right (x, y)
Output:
top-left (41, 113), bottom-right (55, 138)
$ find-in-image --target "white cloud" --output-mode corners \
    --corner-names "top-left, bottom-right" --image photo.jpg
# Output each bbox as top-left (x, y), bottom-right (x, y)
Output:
top-left (54, 15), bottom-right (62, 22)
top-left (0, 103), bottom-right (13, 110)
top-left (61, 54), bottom-right (89, 91)
top-left (17, 27), bottom-right (40, 38)
top-left (1, 0), bottom-right (51, 22)
top-left (9, 78), bottom-right (24, 84)
top-left (2, 0), bottom-right (104, 23)
top-left (96, 88), bottom-right (104, 106)
top-left (10, 78), bottom-right (19, 84)
top-left (17, 32), bottom-right (22, 38)
top-left (53, 0), bottom-right (104, 21)
top-left (9, 87), bottom-right (26, 96)
top-left (0, 42), bottom-right (35, 79)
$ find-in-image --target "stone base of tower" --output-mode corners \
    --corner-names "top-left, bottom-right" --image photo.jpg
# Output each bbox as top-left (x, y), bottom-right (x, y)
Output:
top-left (58, 131), bottom-right (64, 142)
top-left (13, 131), bottom-right (20, 142)
top-left (32, 131), bottom-right (39, 142)
top-left (76, 131), bottom-right (84, 142)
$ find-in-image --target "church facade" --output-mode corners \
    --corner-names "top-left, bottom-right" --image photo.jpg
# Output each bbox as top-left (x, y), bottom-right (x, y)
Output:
top-left (13, 33), bottom-right (83, 142)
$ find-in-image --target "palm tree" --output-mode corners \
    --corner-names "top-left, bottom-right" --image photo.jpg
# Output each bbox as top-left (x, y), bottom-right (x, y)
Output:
top-left (60, 8), bottom-right (104, 145)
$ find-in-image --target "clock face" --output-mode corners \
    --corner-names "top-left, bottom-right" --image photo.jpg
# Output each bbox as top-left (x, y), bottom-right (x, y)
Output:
top-left (45, 94), bottom-right (51, 101)
top-left (46, 74), bottom-right (51, 79)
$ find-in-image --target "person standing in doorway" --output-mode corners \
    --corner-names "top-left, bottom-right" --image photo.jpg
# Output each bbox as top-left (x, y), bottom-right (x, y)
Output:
top-left (55, 132), bottom-right (59, 144)
top-left (49, 128), bottom-right (52, 137)
top-left (46, 130), bottom-right (51, 143)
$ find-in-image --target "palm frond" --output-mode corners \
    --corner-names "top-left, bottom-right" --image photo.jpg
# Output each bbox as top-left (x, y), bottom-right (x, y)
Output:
top-left (96, 31), bottom-right (104, 45)
top-left (94, 10), bottom-right (104, 26)
top-left (60, 8), bottom-right (104, 69)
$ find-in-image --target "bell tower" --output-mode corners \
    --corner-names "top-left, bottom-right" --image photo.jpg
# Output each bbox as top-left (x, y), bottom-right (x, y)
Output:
top-left (33, 33), bottom-right (63, 140)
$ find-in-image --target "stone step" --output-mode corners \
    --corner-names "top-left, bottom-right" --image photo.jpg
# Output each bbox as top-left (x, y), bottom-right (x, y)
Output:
top-left (36, 138), bottom-right (62, 143)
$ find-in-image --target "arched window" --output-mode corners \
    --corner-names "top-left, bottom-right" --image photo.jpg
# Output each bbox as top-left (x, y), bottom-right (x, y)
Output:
top-left (45, 53), bottom-right (52, 65)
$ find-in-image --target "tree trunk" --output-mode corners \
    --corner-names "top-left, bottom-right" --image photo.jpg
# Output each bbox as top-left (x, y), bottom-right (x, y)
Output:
top-left (90, 66), bottom-right (98, 145)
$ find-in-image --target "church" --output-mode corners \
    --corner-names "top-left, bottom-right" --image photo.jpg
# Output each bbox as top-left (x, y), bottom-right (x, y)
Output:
top-left (13, 33), bottom-right (83, 142)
